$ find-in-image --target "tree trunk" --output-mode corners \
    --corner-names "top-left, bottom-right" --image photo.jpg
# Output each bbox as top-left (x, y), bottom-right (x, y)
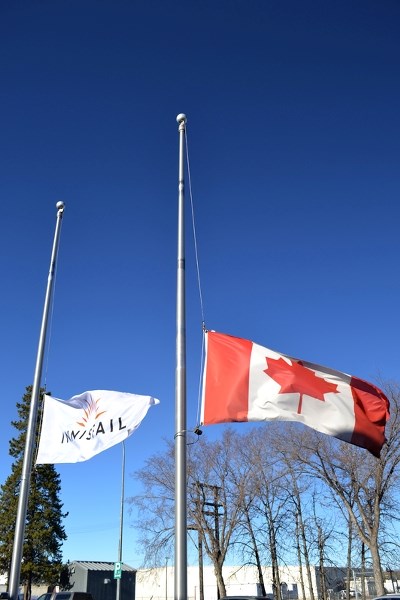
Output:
top-left (295, 511), bottom-right (307, 600)
top-left (214, 557), bottom-right (226, 598)
top-left (245, 505), bottom-right (266, 596)
top-left (346, 520), bottom-right (353, 600)
top-left (317, 524), bottom-right (327, 600)
top-left (300, 516), bottom-right (316, 600)
top-left (361, 543), bottom-right (366, 600)
top-left (266, 501), bottom-right (281, 600)
top-left (287, 474), bottom-right (315, 600)
top-left (370, 540), bottom-right (384, 596)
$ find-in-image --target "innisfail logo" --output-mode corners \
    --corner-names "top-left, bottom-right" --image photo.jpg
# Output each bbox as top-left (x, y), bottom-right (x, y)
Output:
top-left (61, 393), bottom-right (126, 444)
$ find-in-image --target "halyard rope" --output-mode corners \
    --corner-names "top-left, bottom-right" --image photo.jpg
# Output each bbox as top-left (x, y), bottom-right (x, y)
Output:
top-left (184, 127), bottom-right (206, 430)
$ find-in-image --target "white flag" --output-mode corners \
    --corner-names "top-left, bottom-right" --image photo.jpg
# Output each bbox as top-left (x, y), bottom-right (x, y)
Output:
top-left (36, 390), bottom-right (160, 464)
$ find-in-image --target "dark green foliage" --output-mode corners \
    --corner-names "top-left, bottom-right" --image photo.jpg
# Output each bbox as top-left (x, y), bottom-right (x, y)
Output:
top-left (0, 386), bottom-right (68, 588)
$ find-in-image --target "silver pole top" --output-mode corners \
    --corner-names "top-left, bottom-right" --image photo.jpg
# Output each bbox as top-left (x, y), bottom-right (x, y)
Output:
top-left (56, 201), bottom-right (65, 213)
top-left (176, 113), bottom-right (187, 126)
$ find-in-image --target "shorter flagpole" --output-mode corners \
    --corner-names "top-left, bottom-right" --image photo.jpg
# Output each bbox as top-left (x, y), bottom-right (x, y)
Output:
top-left (116, 441), bottom-right (125, 600)
top-left (8, 202), bottom-right (65, 600)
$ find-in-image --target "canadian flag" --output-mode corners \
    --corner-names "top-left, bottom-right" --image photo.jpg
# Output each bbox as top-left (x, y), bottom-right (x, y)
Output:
top-left (200, 331), bottom-right (390, 457)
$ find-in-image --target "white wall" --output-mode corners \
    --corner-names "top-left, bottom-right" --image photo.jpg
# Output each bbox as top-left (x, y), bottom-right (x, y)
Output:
top-left (136, 564), bottom-right (318, 600)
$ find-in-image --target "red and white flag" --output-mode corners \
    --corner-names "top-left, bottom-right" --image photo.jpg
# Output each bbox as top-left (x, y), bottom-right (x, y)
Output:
top-left (200, 331), bottom-right (390, 456)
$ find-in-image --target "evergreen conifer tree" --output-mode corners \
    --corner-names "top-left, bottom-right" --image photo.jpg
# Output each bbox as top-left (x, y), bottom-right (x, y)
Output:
top-left (0, 386), bottom-right (68, 598)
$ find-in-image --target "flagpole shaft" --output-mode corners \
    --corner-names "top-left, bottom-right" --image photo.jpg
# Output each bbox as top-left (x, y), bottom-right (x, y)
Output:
top-left (175, 113), bottom-right (187, 600)
top-left (8, 202), bottom-right (65, 600)
top-left (116, 441), bottom-right (125, 600)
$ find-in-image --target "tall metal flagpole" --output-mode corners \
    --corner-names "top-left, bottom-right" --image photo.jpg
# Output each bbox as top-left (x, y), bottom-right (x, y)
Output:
top-left (8, 201), bottom-right (65, 600)
top-left (175, 113), bottom-right (187, 600)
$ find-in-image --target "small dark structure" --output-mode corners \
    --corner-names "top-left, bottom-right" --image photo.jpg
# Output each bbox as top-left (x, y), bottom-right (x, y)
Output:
top-left (68, 561), bottom-right (136, 600)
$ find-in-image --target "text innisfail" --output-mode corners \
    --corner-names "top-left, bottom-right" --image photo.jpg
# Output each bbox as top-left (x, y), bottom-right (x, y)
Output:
top-left (61, 418), bottom-right (126, 443)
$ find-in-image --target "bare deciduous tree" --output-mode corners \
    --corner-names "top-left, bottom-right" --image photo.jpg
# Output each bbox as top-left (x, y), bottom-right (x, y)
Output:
top-left (128, 383), bottom-right (400, 598)
top-left (289, 383), bottom-right (400, 596)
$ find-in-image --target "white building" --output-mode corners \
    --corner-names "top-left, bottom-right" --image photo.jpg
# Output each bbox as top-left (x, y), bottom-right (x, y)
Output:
top-left (135, 564), bottom-right (346, 600)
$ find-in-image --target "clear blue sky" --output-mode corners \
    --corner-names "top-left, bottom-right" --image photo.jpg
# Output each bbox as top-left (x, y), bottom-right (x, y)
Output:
top-left (1, 0), bottom-right (399, 569)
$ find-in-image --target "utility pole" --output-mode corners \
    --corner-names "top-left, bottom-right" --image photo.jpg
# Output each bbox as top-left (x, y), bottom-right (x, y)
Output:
top-left (187, 525), bottom-right (204, 600)
top-left (195, 482), bottom-right (224, 599)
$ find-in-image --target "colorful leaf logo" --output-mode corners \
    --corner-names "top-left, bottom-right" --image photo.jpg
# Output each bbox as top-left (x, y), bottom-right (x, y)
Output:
top-left (77, 394), bottom-right (107, 427)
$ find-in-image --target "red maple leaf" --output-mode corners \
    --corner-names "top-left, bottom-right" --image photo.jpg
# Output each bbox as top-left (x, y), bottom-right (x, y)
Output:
top-left (264, 356), bottom-right (338, 414)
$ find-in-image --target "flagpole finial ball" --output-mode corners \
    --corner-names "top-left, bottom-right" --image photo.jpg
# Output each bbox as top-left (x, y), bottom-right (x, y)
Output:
top-left (56, 201), bottom-right (65, 210)
top-left (176, 113), bottom-right (187, 124)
